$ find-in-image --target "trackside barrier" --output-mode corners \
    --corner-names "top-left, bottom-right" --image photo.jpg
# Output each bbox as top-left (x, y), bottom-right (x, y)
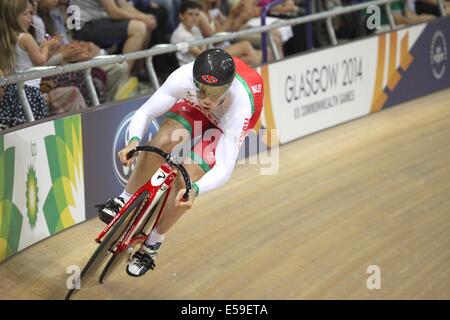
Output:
top-left (1, 0), bottom-right (418, 121)
top-left (0, 17), bottom-right (449, 263)
top-left (258, 18), bottom-right (450, 144)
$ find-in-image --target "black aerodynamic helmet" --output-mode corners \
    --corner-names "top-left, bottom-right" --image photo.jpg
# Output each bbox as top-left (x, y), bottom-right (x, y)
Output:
top-left (193, 48), bottom-right (236, 87)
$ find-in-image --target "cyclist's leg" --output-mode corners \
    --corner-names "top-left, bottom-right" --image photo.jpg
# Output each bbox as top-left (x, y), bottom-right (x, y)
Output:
top-left (124, 117), bottom-right (189, 195)
top-left (153, 134), bottom-right (219, 235)
top-left (126, 165), bottom-right (204, 276)
top-left (154, 161), bottom-right (206, 235)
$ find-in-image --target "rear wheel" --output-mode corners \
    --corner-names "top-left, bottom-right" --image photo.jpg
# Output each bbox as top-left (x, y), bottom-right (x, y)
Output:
top-left (65, 191), bottom-right (149, 300)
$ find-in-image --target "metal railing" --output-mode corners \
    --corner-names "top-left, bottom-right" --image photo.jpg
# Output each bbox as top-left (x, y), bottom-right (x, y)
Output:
top-left (260, 0), bottom-right (285, 63)
top-left (0, 0), bottom-right (446, 124)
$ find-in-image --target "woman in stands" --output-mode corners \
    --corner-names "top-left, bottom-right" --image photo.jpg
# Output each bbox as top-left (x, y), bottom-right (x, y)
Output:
top-left (0, 0), bottom-right (50, 128)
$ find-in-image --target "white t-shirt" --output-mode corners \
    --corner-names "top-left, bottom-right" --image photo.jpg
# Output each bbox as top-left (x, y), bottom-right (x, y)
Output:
top-left (128, 62), bottom-right (254, 196)
top-left (15, 34), bottom-right (41, 88)
top-left (170, 23), bottom-right (204, 66)
top-left (70, 0), bottom-right (108, 24)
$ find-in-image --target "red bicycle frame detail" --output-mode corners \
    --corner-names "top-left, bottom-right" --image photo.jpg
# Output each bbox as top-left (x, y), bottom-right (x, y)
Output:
top-left (95, 162), bottom-right (177, 247)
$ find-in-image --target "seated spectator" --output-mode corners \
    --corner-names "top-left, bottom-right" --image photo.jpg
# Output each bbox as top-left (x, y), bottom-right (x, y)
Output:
top-left (26, 0), bottom-right (88, 115)
top-left (128, 0), bottom-right (172, 44)
top-left (37, 0), bottom-right (128, 101)
top-left (227, 0), bottom-right (286, 60)
top-left (269, 0), bottom-right (301, 16)
top-left (70, 0), bottom-right (157, 76)
top-left (170, 1), bottom-right (207, 66)
top-left (131, 0), bottom-right (182, 33)
top-left (393, 0), bottom-right (435, 24)
top-left (379, 0), bottom-right (435, 28)
top-left (415, 0), bottom-right (450, 16)
top-left (267, 0), bottom-right (311, 55)
top-left (128, 0), bottom-right (180, 81)
top-left (0, 0), bottom-right (49, 127)
top-left (197, 0), bottom-right (262, 67)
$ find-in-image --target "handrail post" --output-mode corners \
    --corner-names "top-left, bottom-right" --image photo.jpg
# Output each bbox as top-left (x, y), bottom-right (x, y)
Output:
top-left (385, 3), bottom-right (396, 30)
top-left (260, 0), bottom-right (285, 63)
top-left (146, 56), bottom-right (160, 91)
top-left (84, 68), bottom-right (100, 106)
top-left (437, 0), bottom-right (447, 16)
top-left (17, 82), bottom-right (35, 122)
top-left (326, 17), bottom-right (338, 45)
top-left (305, 0), bottom-right (313, 50)
top-left (261, 7), bottom-right (269, 63)
top-left (267, 32), bottom-right (282, 61)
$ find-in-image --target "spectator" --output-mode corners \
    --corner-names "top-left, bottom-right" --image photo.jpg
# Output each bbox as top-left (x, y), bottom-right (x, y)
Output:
top-left (227, 0), bottom-right (286, 60)
top-left (0, 0), bottom-right (49, 127)
top-left (415, 0), bottom-right (450, 16)
top-left (170, 0), bottom-right (207, 66)
top-left (37, 0), bottom-right (128, 102)
top-left (128, 0), bottom-right (172, 43)
top-left (129, 0), bottom-right (180, 81)
top-left (392, 0), bottom-right (435, 24)
top-left (197, 0), bottom-right (262, 67)
top-left (70, 0), bottom-right (156, 76)
top-left (149, 0), bottom-right (182, 33)
top-left (267, 0), bottom-right (312, 55)
top-left (26, 0), bottom-right (88, 115)
top-left (377, 0), bottom-right (435, 28)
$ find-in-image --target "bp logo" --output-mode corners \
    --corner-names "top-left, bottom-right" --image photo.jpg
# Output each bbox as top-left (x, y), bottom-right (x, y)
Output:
top-left (113, 112), bottom-right (159, 187)
top-left (25, 165), bottom-right (39, 229)
top-left (430, 31), bottom-right (447, 80)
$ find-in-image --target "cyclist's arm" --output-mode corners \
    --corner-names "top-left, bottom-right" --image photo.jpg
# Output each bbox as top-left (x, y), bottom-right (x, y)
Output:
top-left (128, 67), bottom-right (186, 142)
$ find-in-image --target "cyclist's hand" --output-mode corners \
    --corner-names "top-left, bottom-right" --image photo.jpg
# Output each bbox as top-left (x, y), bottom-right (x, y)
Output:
top-left (175, 188), bottom-right (196, 208)
top-left (118, 140), bottom-right (140, 167)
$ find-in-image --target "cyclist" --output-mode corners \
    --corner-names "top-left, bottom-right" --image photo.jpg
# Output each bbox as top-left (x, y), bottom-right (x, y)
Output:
top-left (97, 48), bottom-right (264, 277)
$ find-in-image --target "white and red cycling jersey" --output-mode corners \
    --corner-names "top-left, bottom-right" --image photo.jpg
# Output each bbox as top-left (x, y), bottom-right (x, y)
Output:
top-left (128, 57), bottom-right (264, 196)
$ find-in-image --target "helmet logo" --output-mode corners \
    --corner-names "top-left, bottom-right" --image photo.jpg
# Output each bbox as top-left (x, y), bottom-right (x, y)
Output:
top-left (201, 75), bottom-right (218, 84)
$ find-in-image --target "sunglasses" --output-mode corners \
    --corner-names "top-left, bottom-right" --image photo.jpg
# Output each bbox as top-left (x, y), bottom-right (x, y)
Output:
top-left (194, 79), bottom-right (231, 102)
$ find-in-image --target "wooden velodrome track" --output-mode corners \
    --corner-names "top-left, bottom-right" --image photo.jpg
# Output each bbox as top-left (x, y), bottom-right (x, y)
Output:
top-left (1, 89), bottom-right (449, 300)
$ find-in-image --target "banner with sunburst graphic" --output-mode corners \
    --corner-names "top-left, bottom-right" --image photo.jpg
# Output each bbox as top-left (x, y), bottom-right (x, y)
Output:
top-left (0, 115), bottom-right (84, 263)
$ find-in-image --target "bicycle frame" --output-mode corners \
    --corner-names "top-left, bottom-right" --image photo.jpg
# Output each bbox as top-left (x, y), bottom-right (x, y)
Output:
top-left (92, 145), bottom-right (191, 256)
top-left (95, 163), bottom-right (177, 243)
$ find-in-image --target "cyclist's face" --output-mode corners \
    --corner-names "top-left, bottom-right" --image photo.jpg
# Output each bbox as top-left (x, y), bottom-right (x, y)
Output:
top-left (194, 80), bottom-right (230, 111)
top-left (198, 95), bottom-right (222, 112)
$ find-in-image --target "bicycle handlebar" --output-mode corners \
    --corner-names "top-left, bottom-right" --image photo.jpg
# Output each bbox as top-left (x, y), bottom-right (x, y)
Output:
top-left (126, 146), bottom-right (192, 200)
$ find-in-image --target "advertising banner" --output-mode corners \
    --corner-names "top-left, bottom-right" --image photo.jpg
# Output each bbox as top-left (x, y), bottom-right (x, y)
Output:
top-left (82, 97), bottom-right (159, 219)
top-left (264, 17), bottom-right (449, 144)
top-left (380, 18), bottom-right (450, 108)
top-left (267, 36), bottom-right (378, 144)
top-left (0, 115), bottom-right (84, 262)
